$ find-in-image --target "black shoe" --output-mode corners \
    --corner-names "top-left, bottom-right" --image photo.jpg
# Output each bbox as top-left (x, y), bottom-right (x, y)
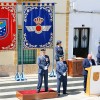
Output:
top-left (36, 90), bottom-right (40, 93)
top-left (58, 93), bottom-right (60, 96)
top-left (45, 90), bottom-right (48, 92)
top-left (84, 91), bottom-right (86, 93)
top-left (84, 89), bottom-right (86, 93)
top-left (63, 92), bottom-right (68, 95)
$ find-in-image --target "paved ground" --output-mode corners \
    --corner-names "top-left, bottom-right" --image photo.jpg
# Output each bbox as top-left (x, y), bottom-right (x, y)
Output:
top-left (0, 74), bottom-right (100, 100)
top-left (0, 92), bottom-right (100, 100)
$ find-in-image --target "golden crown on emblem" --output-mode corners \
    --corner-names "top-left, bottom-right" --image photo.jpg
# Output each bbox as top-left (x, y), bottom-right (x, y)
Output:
top-left (34, 17), bottom-right (44, 25)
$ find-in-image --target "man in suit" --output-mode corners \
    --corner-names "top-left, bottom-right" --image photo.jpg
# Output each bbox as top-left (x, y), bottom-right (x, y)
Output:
top-left (37, 48), bottom-right (50, 93)
top-left (56, 56), bottom-right (68, 96)
top-left (55, 40), bottom-right (64, 62)
top-left (82, 54), bottom-right (96, 93)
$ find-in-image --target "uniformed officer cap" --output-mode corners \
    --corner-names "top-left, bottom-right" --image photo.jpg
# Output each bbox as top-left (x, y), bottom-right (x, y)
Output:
top-left (56, 40), bottom-right (62, 45)
top-left (40, 48), bottom-right (46, 51)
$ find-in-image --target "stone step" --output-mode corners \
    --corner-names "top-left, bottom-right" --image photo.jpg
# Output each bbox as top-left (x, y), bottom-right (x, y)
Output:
top-left (0, 80), bottom-right (83, 92)
top-left (0, 79), bottom-right (83, 86)
top-left (0, 75), bottom-right (84, 99)
top-left (0, 87), bottom-right (83, 99)
top-left (0, 76), bottom-right (83, 86)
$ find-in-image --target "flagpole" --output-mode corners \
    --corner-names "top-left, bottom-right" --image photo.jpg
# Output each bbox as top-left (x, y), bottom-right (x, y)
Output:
top-left (20, 3), bottom-right (27, 81)
top-left (15, 4), bottom-right (20, 81)
top-left (49, 4), bottom-right (56, 77)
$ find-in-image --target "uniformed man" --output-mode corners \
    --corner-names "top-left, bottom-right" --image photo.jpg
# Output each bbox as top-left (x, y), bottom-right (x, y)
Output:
top-left (56, 56), bottom-right (68, 96)
top-left (37, 48), bottom-right (50, 93)
top-left (55, 40), bottom-right (64, 62)
top-left (82, 54), bottom-right (96, 93)
top-left (96, 41), bottom-right (100, 65)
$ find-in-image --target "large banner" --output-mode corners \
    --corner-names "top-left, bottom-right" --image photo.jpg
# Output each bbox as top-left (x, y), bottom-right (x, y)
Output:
top-left (0, 2), bottom-right (16, 50)
top-left (23, 3), bottom-right (54, 48)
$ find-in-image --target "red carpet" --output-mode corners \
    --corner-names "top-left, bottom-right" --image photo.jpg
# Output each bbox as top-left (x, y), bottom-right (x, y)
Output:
top-left (16, 88), bottom-right (58, 100)
top-left (18, 88), bottom-right (56, 95)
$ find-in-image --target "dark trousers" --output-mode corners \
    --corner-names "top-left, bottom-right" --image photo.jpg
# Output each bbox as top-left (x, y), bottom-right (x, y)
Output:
top-left (37, 71), bottom-right (48, 91)
top-left (57, 76), bottom-right (67, 93)
top-left (84, 75), bottom-right (87, 92)
top-left (97, 58), bottom-right (100, 65)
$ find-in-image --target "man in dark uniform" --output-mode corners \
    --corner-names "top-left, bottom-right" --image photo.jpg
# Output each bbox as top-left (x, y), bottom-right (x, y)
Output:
top-left (37, 48), bottom-right (50, 93)
top-left (56, 56), bottom-right (68, 96)
top-left (82, 54), bottom-right (96, 93)
top-left (55, 40), bottom-right (64, 62)
top-left (96, 41), bottom-right (100, 65)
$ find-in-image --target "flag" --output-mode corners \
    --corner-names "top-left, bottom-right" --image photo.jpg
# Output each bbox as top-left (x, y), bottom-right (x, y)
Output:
top-left (0, 2), bottom-right (16, 50)
top-left (23, 3), bottom-right (54, 48)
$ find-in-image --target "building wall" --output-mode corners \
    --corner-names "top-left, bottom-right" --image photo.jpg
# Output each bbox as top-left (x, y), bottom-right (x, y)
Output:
top-left (69, 0), bottom-right (100, 60)
top-left (0, 0), bottom-right (69, 75)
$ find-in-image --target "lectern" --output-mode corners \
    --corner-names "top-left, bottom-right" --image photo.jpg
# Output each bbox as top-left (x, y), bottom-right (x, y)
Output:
top-left (67, 58), bottom-right (83, 77)
top-left (85, 66), bottom-right (100, 96)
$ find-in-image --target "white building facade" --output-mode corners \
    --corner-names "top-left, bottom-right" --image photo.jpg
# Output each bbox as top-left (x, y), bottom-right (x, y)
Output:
top-left (68, 0), bottom-right (100, 61)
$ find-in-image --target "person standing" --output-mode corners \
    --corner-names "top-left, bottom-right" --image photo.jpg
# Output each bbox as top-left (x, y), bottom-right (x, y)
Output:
top-left (82, 54), bottom-right (96, 93)
top-left (37, 48), bottom-right (50, 93)
top-left (96, 41), bottom-right (100, 65)
top-left (55, 40), bottom-right (64, 62)
top-left (56, 56), bottom-right (68, 96)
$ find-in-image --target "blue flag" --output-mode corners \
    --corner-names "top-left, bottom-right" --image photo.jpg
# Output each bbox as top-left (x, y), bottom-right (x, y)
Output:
top-left (23, 3), bottom-right (54, 48)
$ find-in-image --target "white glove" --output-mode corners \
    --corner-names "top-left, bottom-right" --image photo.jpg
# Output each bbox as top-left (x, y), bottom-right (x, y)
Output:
top-left (63, 72), bottom-right (66, 76)
top-left (44, 66), bottom-right (47, 70)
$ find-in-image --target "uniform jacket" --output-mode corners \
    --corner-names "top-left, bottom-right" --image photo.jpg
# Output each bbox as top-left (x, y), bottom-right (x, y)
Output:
top-left (56, 61), bottom-right (68, 78)
top-left (97, 45), bottom-right (100, 58)
top-left (55, 46), bottom-right (64, 61)
top-left (82, 58), bottom-right (96, 75)
top-left (37, 55), bottom-right (50, 74)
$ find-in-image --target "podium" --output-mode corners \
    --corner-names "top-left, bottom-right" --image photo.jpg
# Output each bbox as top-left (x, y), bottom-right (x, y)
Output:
top-left (67, 58), bottom-right (83, 77)
top-left (85, 66), bottom-right (100, 96)
top-left (16, 89), bottom-right (58, 100)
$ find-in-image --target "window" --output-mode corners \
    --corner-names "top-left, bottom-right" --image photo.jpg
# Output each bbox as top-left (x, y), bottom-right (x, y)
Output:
top-left (18, 29), bottom-right (37, 64)
top-left (73, 28), bottom-right (89, 49)
top-left (73, 28), bottom-right (90, 58)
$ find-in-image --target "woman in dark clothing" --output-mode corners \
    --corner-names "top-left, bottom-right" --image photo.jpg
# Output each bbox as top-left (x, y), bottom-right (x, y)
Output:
top-left (55, 40), bottom-right (64, 62)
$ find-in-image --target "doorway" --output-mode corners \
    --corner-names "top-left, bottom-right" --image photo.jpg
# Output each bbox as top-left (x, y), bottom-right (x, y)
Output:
top-left (73, 28), bottom-right (90, 58)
